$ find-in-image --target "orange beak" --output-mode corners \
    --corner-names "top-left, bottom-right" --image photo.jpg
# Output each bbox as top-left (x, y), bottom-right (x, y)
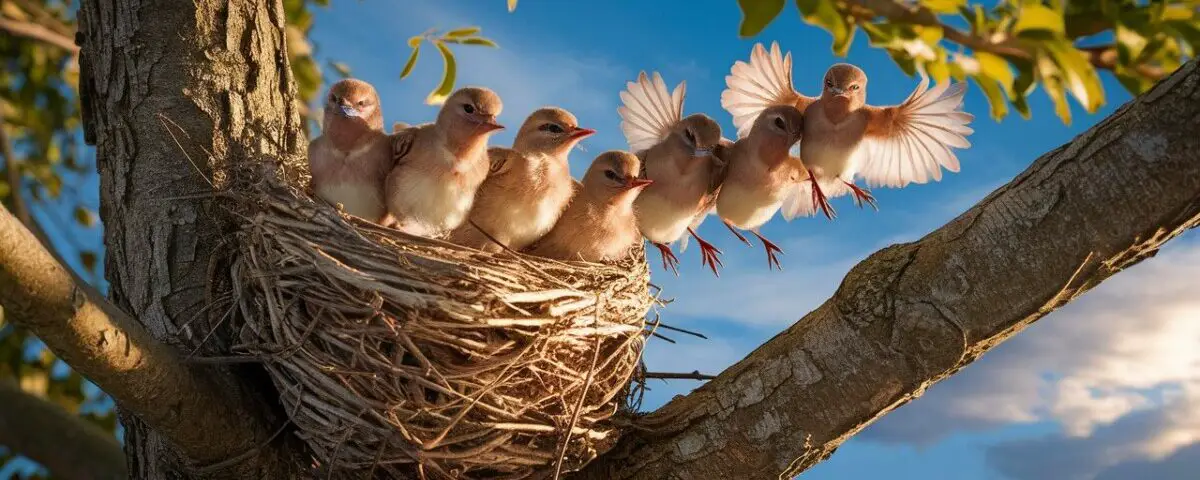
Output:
top-left (477, 115), bottom-right (504, 132)
top-left (569, 127), bottom-right (596, 140)
top-left (626, 176), bottom-right (654, 189)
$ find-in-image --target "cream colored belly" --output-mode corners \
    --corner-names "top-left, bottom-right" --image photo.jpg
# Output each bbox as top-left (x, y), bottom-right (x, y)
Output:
top-left (317, 183), bottom-right (385, 221)
top-left (636, 193), bottom-right (695, 244)
top-left (716, 182), bottom-right (782, 230)
top-left (496, 195), bottom-right (568, 249)
top-left (390, 174), bottom-right (477, 236)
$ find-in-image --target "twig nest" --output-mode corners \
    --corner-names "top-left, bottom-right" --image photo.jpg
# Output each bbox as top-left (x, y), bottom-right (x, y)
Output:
top-left (224, 169), bottom-right (652, 479)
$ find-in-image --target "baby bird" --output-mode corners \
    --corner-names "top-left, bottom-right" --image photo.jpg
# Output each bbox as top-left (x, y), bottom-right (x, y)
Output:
top-left (722, 42), bottom-right (974, 219)
top-left (714, 105), bottom-right (807, 270)
top-left (447, 107), bottom-right (594, 252)
top-left (617, 71), bottom-right (726, 276)
top-left (307, 79), bottom-right (393, 223)
top-left (525, 151), bottom-right (653, 262)
top-left (385, 87), bottom-right (504, 237)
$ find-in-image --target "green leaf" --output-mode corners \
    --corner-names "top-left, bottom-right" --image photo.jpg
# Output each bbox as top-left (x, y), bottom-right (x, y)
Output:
top-left (1115, 24), bottom-right (1148, 64)
top-left (1014, 3), bottom-right (1066, 37)
top-left (920, 0), bottom-right (965, 15)
top-left (975, 51), bottom-right (1014, 96)
top-left (400, 46), bottom-right (420, 79)
top-left (1041, 39), bottom-right (1105, 113)
top-left (445, 26), bottom-right (482, 38)
top-left (73, 206), bottom-right (95, 227)
top-left (460, 37), bottom-right (499, 48)
top-left (737, 0), bottom-right (785, 37)
top-left (1040, 66), bottom-right (1073, 124)
top-left (834, 24), bottom-right (857, 56)
top-left (796, 0), bottom-right (852, 56)
top-left (408, 36), bottom-right (423, 48)
top-left (507, 0), bottom-right (518, 12)
top-left (426, 41), bottom-right (457, 105)
top-left (926, 50), bottom-right (951, 84)
top-left (79, 251), bottom-right (98, 274)
top-left (328, 61), bottom-right (352, 79)
top-left (971, 74), bottom-right (1008, 120)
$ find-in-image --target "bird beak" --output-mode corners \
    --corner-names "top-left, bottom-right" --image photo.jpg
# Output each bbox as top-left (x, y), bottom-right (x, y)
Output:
top-left (625, 176), bottom-right (654, 189)
top-left (338, 104), bottom-right (362, 118)
top-left (569, 127), bottom-right (596, 140)
top-left (476, 115), bottom-right (504, 132)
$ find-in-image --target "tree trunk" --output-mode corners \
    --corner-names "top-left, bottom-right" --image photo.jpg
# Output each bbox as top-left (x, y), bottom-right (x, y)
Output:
top-left (574, 58), bottom-right (1200, 479)
top-left (77, 0), bottom-right (307, 477)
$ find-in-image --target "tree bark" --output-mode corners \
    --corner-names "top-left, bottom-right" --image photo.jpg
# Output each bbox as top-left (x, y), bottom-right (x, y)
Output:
top-left (575, 58), bottom-right (1200, 479)
top-left (0, 379), bottom-right (127, 480)
top-left (77, 0), bottom-right (307, 477)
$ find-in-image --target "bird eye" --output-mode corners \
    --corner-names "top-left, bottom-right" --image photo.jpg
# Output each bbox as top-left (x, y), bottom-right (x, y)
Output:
top-left (825, 80), bottom-right (833, 88)
top-left (773, 117), bottom-right (785, 129)
top-left (357, 100), bottom-right (367, 107)
top-left (330, 94), bottom-right (339, 102)
top-left (541, 123), bottom-right (565, 134)
top-left (684, 129), bottom-right (696, 145)
top-left (850, 85), bottom-right (860, 91)
top-left (603, 170), bottom-right (621, 182)
top-left (463, 104), bottom-right (475, 114)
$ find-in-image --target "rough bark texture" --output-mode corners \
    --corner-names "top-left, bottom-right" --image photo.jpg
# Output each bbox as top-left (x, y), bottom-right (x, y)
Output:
top-left (77, 0), bottom-right (307, 477)
top-left (576, 59), bottom-right (1200, 480)
top-left (0, 379), bottom-right (126, 479)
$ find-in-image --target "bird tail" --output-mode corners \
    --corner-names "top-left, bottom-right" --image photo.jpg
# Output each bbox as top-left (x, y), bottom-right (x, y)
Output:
top-left (721, 41), bottom-right (801, 139)
top-left (780, 177), bottom-right (850, 221)
top-left (617, 71), bottom-right (686, 153)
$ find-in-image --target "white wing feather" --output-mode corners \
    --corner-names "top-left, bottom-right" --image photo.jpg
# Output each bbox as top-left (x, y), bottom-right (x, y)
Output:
top-left (618, 71), bottom-right (685, 153)
top-left (720, 41), bottom-right (798, 139)
top-left (855, 74), bottom-right (975, 189)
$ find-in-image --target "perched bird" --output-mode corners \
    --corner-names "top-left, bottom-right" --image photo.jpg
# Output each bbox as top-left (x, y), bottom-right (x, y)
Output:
top-left (385, 87), bottom-right (504, 237)
top-left (448, 107), bottom-right (593, 252)
top-left (721, 42), bottom-right (974, 220)
top-left (307, 79), bottom-right (394, 223)
top-left (714, 105), bottom-right (807, 270)
top-left (525, 151), bottom-right (653, 262)
top-left (617, 71), bottom-right (727, 276)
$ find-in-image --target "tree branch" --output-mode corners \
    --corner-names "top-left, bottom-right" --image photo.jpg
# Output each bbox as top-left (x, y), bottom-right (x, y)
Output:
top-left (0, 17), bottom-right (79, 54)
top-left (0, 204), bottom-right (284, 467)
top-left (578, 58), bottom-right (1200, 479)
top-left (1082, 45), bottom-right (1167, 80)
top-left (0, 379), bottom-right (127, 480)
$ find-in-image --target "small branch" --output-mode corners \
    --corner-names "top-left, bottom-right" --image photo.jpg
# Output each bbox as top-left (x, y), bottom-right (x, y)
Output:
top-left (0, 205), bottom-right (282, 465)
top-left (0, 102), bottom-right (55, 252)
top-left (847, 0), bottom-right (1031, 60)
top-left (644, 371), bottom-right (716, 381)
top-left (1082, 45), bottom-right (1166, 81)
top-left (0, 379), bottom-right (127, 480)
top-left (0, 17), bottom-right (80, 54)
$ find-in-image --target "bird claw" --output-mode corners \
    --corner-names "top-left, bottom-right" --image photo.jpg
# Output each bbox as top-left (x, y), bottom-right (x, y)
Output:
top-left (809, 175), bottom-right (837, 220)
top-left (688, 228), bottom-right (724, 277)
top-left (844, 181), bottom-right (879, 211)
top-left (723, 221), bottom-right (754, 247)
top-left (652, 242), bottom-right (680, 276)
top-left (751, 231), bottom-right (784, 271)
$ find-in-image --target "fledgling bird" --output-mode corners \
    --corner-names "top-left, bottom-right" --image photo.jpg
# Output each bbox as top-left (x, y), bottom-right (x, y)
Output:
top-left (525, 151), bottom-right (653, 263)
top-left (714, 105), bottom-right (807, 270)
top-left (722, 42), bottom-right (974, 220)
top-left (307, 78), bottom-right (394, 223)
top-left (385, 87), bottom-right (504, 237)
top-left (617, 71), bottom-right (727, 276)
top-left (447, 107), bottom-right (594, 252)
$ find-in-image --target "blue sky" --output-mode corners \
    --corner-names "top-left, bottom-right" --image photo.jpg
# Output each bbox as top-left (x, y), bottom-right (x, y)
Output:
top-left (303, 2), bottom-right (1200, 479)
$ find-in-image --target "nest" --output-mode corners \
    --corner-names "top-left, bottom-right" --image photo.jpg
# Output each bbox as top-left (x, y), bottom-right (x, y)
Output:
top-left (220, 164), bottom-right (654, 479)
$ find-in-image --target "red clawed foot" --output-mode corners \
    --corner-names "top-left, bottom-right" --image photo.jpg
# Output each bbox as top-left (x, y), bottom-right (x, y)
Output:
top-left (723, 221), bottom-right (753, 247)
top-left (652, 242), bottom-right (680, 276)
top-left (751, 230), bottom-right (784, 271)
top-left (807, 169), bottom-right (837, 220)
top-left (843, 180), bottom-right (878, 211)
top-left (688, 227), bottom-right (724, 277)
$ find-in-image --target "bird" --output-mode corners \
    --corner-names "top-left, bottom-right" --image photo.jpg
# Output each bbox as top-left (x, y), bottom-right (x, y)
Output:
top-left (713, 105), bottom-right (807, 271)
top-left (447, 107), bottom-right (593, 252)
top-left (385, 87), bottom-right (504, 237)
top-left (307, 78), bottom-right (394, 224)
top-left (721, 41), bottom-right (974, 220)
top-left (525, 151), bottom-right (653, 263)
top-left (617, 71), bottom-right (727, 276)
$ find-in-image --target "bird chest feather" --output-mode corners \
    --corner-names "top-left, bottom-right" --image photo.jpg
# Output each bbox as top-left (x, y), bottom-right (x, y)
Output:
top-left (803, 108), bottom-right (867, 178)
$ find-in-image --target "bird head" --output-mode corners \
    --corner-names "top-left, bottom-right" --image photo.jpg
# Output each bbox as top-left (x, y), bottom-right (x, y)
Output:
top-left (753, 105), bottom-right (805, 148)
top-left (675, 114), bottom-right (723, 158)
top-left (323, 79), bottom-right (383, 130)
top-left (821, 63), bottom-right (867, 110)
top-left (583, 151), bottom-right (652, 201)
top-left (514, 107), bottom-right (594, 157)
top-left (439, 87), bottom-right (505, 137)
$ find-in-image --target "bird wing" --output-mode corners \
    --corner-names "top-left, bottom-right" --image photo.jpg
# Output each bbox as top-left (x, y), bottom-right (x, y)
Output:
top-left (618, 71), bottom-right (685, 153)
top-left (854, 74), bottom-right (974, 189)
top-left (779, 160), bottom-right (853, 221)
top-left (390, 127), bottom-right (417, 169)
top-left (487, 147), bottom-right (519, 176)
top-left (678, 137), bottom-right (734, 251)
top-left (721, 41), bottom-right (814, 139)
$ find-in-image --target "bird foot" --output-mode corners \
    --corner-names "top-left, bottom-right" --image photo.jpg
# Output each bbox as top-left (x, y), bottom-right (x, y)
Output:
top-left (843, 181), bottom-right (879, 211)
top-left (723, 221), bottom-right (754, 247)
top-left (652, 242), bottom-right (680, 276)
top-left (688, 227), bottom-right (724, 277)
top-left (751, 230), bottom-right (784, 271)
top-left (807, 171), bottom-right (837, 220)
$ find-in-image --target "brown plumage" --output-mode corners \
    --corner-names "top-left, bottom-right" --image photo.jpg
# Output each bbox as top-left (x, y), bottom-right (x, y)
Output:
top-left (525, 151), bottom-right (652, 262)
top-left (308, 79), bottom-right (393, 223)
top-left (713, 105), bottom-right (807, 270)
top-left (447, 107), bottom-right (593, 252)
top-left (385, 87), bottom-right (504, 237)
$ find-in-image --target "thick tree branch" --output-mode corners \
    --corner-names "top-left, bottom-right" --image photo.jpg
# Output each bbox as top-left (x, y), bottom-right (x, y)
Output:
top-left (0, 379), bottom-right (127, 480)
top-left (0, 205), bottom-right (283, 467)
top-left (579, 58), bottom-right (1200, 479)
